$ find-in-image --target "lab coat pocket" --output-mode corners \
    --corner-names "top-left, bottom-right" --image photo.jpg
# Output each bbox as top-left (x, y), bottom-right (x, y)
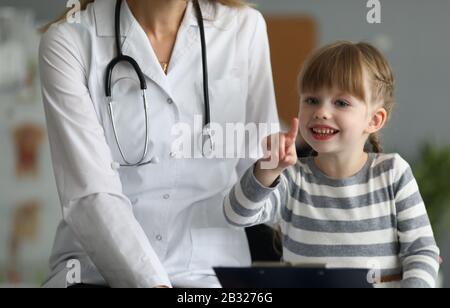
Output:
top-left (189, 227), bottom-right (250, 271)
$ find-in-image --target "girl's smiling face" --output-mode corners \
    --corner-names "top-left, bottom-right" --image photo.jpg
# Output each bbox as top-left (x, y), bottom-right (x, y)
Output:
top-left (297, 41), bottom-right (394, 156)
top-left (299, 80), bottom-right (384, 155)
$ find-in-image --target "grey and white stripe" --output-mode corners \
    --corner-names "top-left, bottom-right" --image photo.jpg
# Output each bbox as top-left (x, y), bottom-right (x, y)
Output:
top-left (224, 153), bottom-right (440, 288)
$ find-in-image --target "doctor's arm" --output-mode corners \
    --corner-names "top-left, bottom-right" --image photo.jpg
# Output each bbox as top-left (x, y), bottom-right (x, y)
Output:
top-left (39, 26), bottom-right (171, 288)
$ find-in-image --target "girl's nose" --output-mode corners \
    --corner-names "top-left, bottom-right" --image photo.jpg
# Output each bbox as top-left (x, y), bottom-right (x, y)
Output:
top-left (313, 105), bottom-right (331, 120)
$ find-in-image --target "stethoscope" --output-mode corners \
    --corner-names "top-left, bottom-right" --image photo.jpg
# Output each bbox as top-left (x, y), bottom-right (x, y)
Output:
top-left (106, 0), bottom-right (213, 168)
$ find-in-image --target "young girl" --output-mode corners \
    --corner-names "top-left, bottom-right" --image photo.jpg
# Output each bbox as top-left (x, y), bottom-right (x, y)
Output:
top-left (224, 41), bottom-right (440, 288)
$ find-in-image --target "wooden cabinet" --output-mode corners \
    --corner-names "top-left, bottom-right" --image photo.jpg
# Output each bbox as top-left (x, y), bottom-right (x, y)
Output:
top-left (266, 16), bottom-right (317, 125)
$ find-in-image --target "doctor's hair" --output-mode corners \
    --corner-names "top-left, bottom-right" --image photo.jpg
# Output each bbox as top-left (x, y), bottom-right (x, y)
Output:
top-left (298, 41), bottom-right (395, 153)
top-left (40, 0), bottom-right (247, 33)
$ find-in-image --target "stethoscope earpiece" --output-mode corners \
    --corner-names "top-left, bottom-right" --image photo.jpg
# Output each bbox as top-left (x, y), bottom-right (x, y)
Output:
top-left (201, 126), bottom-right (215, 158)
top-left (150, 156), bottom-right (160, 164)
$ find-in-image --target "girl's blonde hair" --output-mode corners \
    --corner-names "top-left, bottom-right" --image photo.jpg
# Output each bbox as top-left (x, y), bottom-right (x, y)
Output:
top-left (41, 0), bottom-right (247, 33)
top-left (298, 41), bottom-right (395, 153)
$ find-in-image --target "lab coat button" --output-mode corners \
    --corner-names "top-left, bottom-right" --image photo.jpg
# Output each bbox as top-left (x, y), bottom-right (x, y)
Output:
top-left (169, 152), bottom-right (177, 158)
top-left (163, 194), bottom-right (170, 200)
top-left (111, 161), bottom-right (121, 170)
top-left (167, 98), bottom-right (174, 104)
top-left (156, 235), bottom-right (163, 241)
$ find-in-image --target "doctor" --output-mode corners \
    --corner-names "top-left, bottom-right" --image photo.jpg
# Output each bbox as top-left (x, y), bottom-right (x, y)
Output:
top-left (39, 0), bottom-right (278, 288)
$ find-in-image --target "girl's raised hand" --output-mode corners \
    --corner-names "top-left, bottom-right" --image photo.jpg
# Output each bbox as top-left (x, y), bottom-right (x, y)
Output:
top-left (261, 118), bottom-right (299, 171)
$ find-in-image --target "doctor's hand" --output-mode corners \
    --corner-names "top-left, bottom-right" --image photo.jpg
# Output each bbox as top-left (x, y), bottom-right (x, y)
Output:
top-left (254, 118), bottom-right (299, 188)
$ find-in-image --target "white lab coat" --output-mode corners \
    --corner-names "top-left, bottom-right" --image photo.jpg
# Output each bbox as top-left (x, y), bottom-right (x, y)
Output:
top-left (39, 0), bottom-right (279, 288)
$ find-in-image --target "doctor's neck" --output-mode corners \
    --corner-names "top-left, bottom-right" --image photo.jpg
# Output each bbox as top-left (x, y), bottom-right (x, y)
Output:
top-left (126, 0), bottom-right (187, 38)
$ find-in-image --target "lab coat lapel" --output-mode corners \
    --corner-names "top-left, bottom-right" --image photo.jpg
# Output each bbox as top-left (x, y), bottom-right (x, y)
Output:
top-left (121, 23), bottom-right (171, 96)
top-left (94, 0), bottom-right (171, 96)
top-left (120, 0), bottom-right (207, 95)
top-left (169, 0), bottom-right (235, 78)
top-left (167, 1), bottom-right (199, 78)
top-left (93, 0), bottom-right (235, 96)
top-left (120, 2), bottom-right (171, 96)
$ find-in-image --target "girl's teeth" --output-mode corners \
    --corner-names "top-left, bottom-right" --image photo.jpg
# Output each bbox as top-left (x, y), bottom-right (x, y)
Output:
top-left (312, 128), bottom-right (337, 134)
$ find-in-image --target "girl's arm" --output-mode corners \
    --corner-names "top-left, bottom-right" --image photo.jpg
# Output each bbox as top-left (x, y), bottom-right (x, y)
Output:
top-left (223, 163), bottom-right (291, 227)
top-left (224, 120), bottom-right (299, 227)
top-left (394, 155), bottom-right (440, 288)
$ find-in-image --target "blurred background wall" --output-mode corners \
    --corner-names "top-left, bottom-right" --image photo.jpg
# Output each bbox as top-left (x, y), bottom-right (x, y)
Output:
top-left (0, 0), bottom-right (449, 287)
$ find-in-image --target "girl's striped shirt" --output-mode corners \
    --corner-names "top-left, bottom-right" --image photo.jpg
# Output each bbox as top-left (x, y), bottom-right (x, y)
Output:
top-left (224, 153), bottom-right (440, 288)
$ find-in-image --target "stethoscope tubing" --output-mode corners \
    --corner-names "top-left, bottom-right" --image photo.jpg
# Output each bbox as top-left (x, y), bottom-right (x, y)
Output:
top-left (105, 0), bottom-right (212, 167)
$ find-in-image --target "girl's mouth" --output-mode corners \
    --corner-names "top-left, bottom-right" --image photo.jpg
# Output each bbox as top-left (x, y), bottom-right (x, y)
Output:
top-left (310, 128), bottom-right (340, 141)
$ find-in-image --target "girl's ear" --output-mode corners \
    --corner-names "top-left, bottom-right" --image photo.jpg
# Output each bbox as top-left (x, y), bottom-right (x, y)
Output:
top-left (367, 107), bottom-right (387, 134)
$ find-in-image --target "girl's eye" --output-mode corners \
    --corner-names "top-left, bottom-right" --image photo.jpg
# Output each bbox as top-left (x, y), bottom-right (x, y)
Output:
top-left (335, 100), bottom-right (350, 108)
top-left (304, 97), bottom-right (319, 105)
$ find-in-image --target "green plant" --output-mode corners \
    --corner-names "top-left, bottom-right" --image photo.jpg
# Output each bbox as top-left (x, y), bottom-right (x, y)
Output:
top-left (413, 143), bottom-right (450, 235)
